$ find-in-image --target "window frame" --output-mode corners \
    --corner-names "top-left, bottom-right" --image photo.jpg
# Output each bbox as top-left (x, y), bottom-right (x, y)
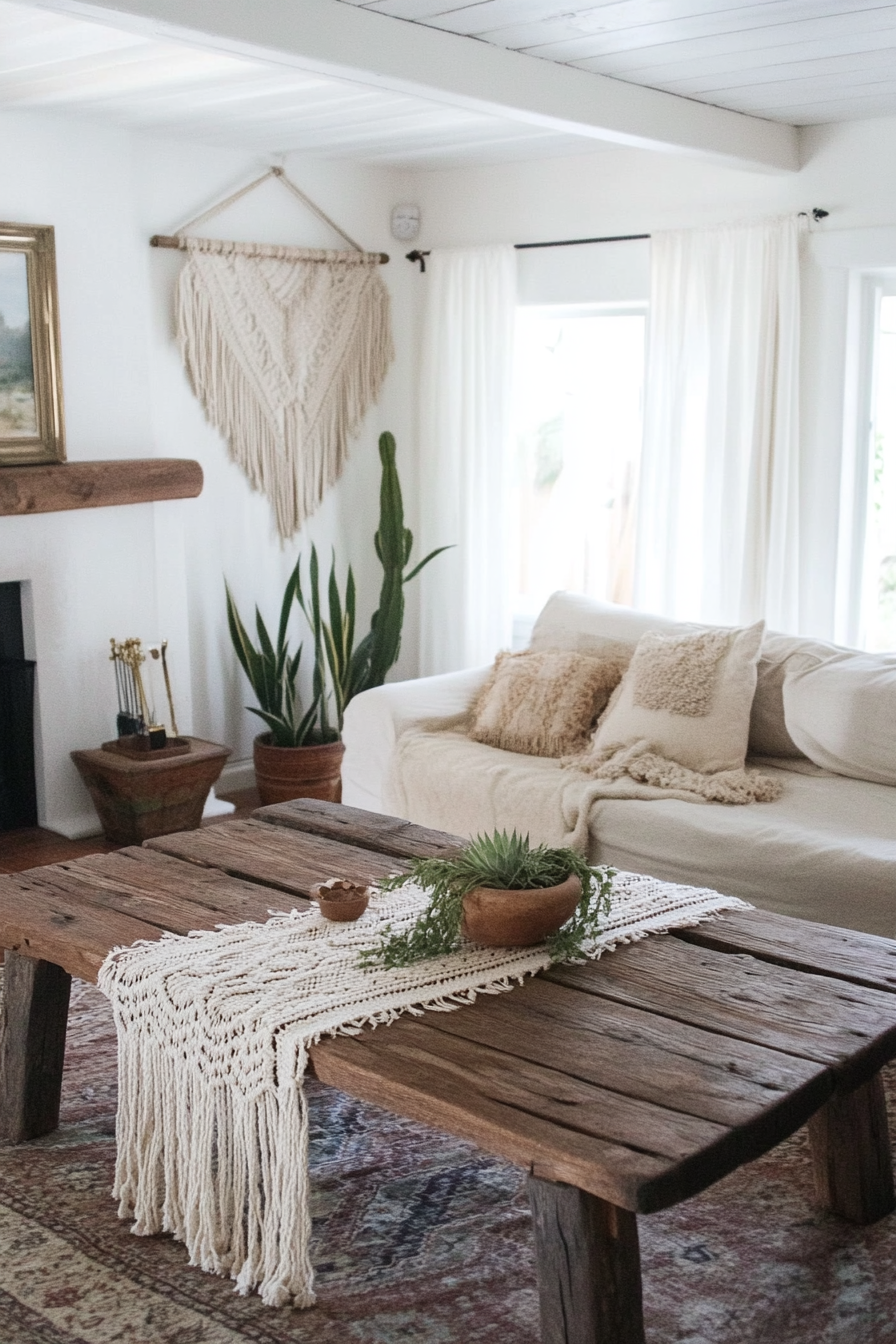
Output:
top-left (837, 270), bottom-right (896, 648)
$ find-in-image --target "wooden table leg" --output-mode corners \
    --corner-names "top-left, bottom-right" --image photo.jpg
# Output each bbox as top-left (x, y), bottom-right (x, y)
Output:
top-left (0, 950), bottom-right (71, 1143)
top-left (808, 1072), bottom-right (895, 1225)
top-left (528, 1175), bottom-right (646, 1344)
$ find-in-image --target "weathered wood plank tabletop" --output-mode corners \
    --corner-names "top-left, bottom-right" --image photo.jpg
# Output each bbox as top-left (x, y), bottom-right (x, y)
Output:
top-left (1, 798), bottom-right (895, 1344)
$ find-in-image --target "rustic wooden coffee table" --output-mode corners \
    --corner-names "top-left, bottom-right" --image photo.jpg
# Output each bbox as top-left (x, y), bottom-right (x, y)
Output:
top-left (2, 799), bottom-right (896, 1344)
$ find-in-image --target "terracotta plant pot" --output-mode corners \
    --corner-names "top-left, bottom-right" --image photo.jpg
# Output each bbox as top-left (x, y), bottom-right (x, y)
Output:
top-left (461, 874), bottom-right (582, 948)
top-left (252, 733), bottom-right (344, 806)
top-left (311, 879), bottom-right (370, 922)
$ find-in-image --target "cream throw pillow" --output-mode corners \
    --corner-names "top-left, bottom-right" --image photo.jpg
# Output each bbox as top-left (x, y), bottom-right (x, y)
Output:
top-left (470, 649), bottom-right (624, 758)
top-left (782, 648), bottom-right (896, 785)
top-left (589, 621), bottom-right (765, 775)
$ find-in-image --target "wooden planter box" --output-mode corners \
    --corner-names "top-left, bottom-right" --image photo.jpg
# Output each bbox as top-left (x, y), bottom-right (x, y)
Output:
top-left (71, 736), bottom-right (231, 845)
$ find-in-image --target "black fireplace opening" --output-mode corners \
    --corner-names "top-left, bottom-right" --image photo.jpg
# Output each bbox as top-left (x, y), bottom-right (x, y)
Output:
top-left (0, 582), bottom-right (38, 831)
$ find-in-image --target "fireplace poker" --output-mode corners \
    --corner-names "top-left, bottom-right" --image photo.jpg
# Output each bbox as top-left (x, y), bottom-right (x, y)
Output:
top-left (150, 640), bottom-right (180, 738)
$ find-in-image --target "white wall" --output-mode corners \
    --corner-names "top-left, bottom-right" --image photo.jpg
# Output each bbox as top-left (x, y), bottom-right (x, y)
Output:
top-left (408, 116), bottom-right (896, 639)
top-left (0, 109), bottom-right (413, 835)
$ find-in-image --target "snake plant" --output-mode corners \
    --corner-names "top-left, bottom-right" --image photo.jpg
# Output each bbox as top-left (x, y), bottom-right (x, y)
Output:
top-left (225, 564), bottom-right (336, 748)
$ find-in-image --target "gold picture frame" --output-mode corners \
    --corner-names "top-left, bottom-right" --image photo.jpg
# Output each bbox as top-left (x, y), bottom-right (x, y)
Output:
top-left (0, 222), bottom-right (65, 466)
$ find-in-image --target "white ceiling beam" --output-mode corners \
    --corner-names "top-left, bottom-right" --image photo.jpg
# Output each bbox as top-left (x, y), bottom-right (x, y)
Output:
top-left (24, 0), bottom-right (799, 171)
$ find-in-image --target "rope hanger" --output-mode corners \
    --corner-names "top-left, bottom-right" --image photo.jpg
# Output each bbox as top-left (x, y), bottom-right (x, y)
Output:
top-left (150, 166), bottom-right (389, 263)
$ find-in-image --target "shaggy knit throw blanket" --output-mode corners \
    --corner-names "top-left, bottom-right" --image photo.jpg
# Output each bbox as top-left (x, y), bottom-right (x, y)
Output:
top-left (98, 875), bottom-right (748, 1310)
top-left (566, 739), bottom-right (784, 804)
top-left (176, 238), bottom-right (393, 540)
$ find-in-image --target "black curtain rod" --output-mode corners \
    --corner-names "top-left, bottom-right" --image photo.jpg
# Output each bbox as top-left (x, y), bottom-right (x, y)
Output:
top-left (405, 209), bottom-right (828, 272)
top-left (405, 232), bottom-right (646, 272)
top-left (516, 232), bottom-right (649, 250)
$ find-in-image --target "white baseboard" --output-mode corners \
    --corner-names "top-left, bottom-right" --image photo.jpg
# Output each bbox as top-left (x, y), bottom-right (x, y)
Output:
top-left (217, 757), bottom-right (256, 794)
top-left (45, 811), bottom-right (105, 840)
top-left (202, 789), bottom-right (235, 819)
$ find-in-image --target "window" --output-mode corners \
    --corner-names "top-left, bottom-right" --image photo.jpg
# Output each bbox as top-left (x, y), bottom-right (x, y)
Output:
top-left (512, 305), bottom-right (646, 643)
top-left (863, 287), bottom-right (896, 650)
top-left (842, 275), bottom-right (896, 651)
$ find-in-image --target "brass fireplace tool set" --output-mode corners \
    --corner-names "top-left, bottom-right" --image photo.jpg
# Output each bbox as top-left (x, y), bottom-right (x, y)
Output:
top-left (109, 637), bottom-right (184, 756)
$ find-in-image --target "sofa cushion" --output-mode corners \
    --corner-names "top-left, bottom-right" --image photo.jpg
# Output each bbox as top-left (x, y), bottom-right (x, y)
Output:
top-left (529, 591), bottom-right (811, 760)
top-left (782, 649), bottom-right (896, 786)
top-left (469, 649), bottom-right (624, 757)
top-left (588, 765), bottom-right (896, 939)
top-left (749, 633), bottom-right (833, 758)
top-left (589, 621), bottom-right (765, 775)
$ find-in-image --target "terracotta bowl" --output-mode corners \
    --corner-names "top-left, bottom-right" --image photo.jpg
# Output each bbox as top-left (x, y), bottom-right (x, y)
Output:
top-left (461, 874), bottom-right (582, 947)
top-left (311, 879), bottom-right (370, 922)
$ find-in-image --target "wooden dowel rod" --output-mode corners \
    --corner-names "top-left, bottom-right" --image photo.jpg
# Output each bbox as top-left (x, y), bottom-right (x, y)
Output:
top-left (150, 235), bottom-right (389, 263)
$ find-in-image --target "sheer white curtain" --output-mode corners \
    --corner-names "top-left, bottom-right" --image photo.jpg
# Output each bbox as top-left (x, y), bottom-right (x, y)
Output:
top-left (418, 246), bottom-right (517, 674)
top-left (634, 216), bottom-right (802, 630)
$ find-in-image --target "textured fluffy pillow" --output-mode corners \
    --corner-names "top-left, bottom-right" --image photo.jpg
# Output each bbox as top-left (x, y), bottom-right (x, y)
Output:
top-left (589, 621), bottom-right (765, 775)
top-left (469, 649), bottom-right (625, 758)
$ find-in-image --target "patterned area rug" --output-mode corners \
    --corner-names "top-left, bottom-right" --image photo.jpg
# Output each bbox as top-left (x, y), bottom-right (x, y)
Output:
top-left (1, 978), bottom-right (896, 1343)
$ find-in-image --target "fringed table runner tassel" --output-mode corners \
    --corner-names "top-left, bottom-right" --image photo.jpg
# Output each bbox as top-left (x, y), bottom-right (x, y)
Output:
top-left (176, 238), bottom-right (394, 541)
top-left (98, 875), bottom-right (749, 1308)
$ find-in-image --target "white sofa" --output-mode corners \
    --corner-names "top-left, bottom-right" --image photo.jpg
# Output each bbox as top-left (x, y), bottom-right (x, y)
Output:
top-left (342, 593), bottom-right (896, 940)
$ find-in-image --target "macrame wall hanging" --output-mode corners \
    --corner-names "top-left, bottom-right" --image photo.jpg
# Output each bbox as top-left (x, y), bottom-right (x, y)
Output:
top-left (152, 168), bottom-right (394, 541)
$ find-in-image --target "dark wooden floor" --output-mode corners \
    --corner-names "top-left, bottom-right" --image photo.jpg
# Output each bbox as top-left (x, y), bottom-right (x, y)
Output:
top-left (0, 787), bottom-right (262, 874)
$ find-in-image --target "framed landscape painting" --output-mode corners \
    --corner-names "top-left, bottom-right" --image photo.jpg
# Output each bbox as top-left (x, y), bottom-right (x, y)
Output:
top-left (0, 223), bottom-right (65, 466)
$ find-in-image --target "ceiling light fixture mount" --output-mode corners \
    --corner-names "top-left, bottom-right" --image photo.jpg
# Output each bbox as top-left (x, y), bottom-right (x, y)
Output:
top-left (391, 204), bottom-right (421, 243)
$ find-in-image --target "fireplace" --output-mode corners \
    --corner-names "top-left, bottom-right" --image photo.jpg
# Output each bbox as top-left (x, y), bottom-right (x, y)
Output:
top-left (0, 582), bottom-right (38, 831)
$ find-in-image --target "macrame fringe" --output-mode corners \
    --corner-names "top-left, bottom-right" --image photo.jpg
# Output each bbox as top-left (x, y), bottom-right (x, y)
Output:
top-left (114, 1031), bottom-right (314, 1307)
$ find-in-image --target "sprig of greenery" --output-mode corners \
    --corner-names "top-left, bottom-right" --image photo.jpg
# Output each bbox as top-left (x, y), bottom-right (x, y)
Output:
top-left (359, 830), bottom-right (614, 970)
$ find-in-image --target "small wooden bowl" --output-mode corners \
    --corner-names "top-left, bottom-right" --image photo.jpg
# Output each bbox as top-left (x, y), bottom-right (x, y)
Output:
top-left (311, 879), bottom-right (370, 922)
top-left (461, 874), bottom-right (582, 947)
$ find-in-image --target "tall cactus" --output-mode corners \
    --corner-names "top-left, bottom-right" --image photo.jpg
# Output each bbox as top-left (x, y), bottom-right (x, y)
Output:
top-left (367, 431), bottom-right (446, 689)
top-left (315, 431), bottom-right (450, 728)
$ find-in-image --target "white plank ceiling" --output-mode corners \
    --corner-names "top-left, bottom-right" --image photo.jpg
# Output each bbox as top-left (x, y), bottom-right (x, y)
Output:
top-left (0, 0), bottom-right (604, 166)
top-left (2, 0), bottom-right (896, 169)
top-left (344, 0), bottom-right (896, 125)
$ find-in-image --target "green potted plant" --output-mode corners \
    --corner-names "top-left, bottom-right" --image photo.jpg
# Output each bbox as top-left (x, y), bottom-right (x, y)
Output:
top-left (226, 559), bottom-right (342, 805)
top-left (226, 432), bottom-right (450, 805)
top-left (360, 830), bottom-right (614, 966)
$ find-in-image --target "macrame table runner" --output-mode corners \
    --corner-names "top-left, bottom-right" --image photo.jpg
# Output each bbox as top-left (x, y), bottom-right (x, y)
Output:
top-left (98, 874), bottom-right (750, 1309)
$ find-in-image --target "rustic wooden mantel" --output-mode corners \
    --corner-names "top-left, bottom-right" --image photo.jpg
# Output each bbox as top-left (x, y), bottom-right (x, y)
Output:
top-left (0, 459), bottom-right (203, 517)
